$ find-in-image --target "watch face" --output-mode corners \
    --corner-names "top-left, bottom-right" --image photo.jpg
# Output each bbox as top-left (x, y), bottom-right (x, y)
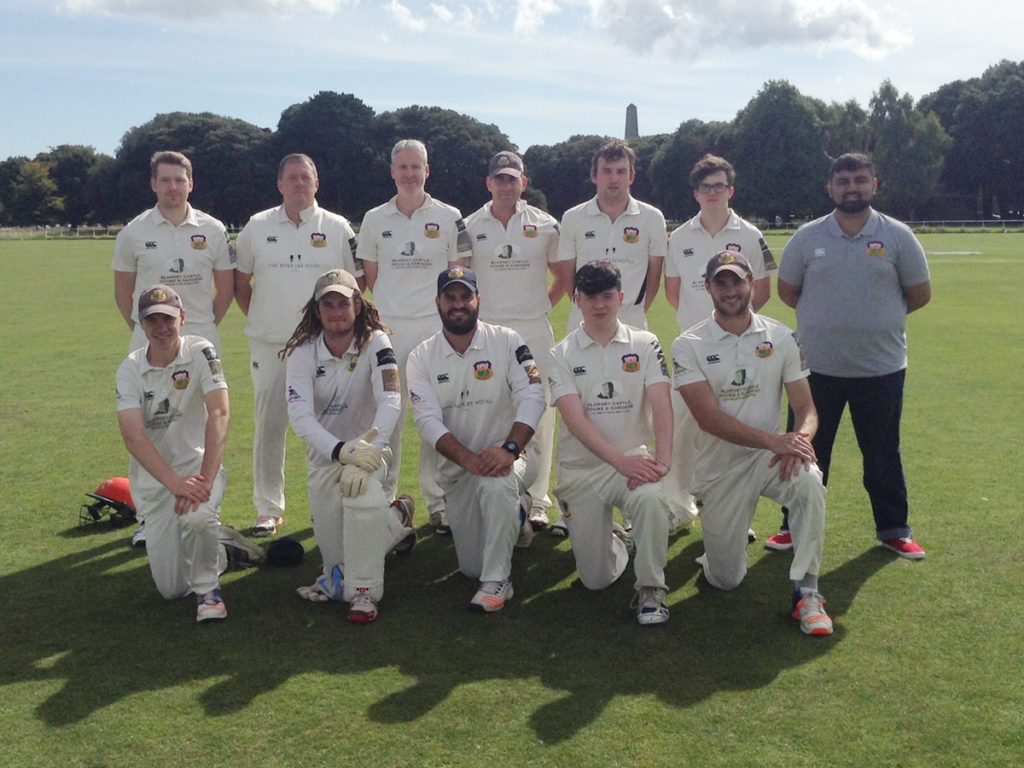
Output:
top-left (503, 441), bottom-right (519, 454)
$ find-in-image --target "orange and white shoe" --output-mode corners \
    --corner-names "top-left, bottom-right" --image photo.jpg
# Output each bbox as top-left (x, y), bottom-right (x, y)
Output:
top-left (470, 579), bottom-right (513, 612)
top-left (792, 590), bottom-right (833, 636)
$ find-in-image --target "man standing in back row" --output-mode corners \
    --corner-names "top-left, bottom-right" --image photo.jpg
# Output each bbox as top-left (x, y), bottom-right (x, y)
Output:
top-left (357, 139), bottom-right (472, 532)
top-left (772, 153), bottom-right (931, 559)
top-left (234, 153), bottom-right (363, 537)
top-left (464, 151), bottom-right (573, 530)
top-left (557, 139), bottom-right (667, 332)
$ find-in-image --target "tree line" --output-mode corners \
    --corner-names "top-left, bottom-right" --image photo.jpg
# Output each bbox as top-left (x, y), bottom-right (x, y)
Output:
top-left (2, 60), bottom-right (1021, 228)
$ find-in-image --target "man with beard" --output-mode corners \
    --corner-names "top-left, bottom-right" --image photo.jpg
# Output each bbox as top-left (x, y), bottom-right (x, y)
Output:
top-left (770, 153), bottom-right (931, 560)
top-left (406, 266), bottom-right (545, 612)
top-left (672, 252), bottom-right (832, 635)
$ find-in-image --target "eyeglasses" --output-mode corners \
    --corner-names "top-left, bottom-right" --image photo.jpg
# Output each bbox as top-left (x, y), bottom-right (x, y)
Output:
top-left (697, 183), bottom-right (731, 194)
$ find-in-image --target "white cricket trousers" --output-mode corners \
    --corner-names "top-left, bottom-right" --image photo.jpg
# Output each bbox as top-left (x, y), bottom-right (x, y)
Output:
top-left (248, 338), bottom-right (288, 519)
top-left (134, 467), bottom-right (227, 598)
top-left (554, 459), bottom-right (670, 591)
top-left (693, 450), bottom-right (826, 590)
top-left (306, 463), bottom-right (413, 602)
top-left (662, 390), bottom-right (701, 525)
top-left (383, 315), bottom-right (444, 511)
top-left (443, 461), bottom-right (526, 583)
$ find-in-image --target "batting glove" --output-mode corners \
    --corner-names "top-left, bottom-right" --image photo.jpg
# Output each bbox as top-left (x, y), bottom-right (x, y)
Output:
top-left (337, 427), bottom-right (384, 472)
top-left (337, 464), bottom-right (370, 497)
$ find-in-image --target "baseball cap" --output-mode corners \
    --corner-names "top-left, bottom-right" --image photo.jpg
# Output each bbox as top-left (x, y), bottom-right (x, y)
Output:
top-left (437, 265), bottom-right (478, 295)
top-left (138, 284), bottom-right (183, 318)
top-left (489, 151), bottom-right (524, 178)
top-left (705, 251), bottom-right (753, 282)
top-left (314, 269), bottom-right (358, 301)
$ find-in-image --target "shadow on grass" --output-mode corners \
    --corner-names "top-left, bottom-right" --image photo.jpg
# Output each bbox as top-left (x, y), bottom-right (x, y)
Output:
top-left (1, 524), bottom-right (892, 744)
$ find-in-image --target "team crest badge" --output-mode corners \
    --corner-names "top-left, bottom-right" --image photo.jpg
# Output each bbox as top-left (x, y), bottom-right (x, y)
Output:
top-left (310, 232), bottom-right (327, 248)
top-left (621, 353), bottom-right (640, 373)
top-left (171, 370), bottom-right (191, 390)
top-left (726, 243), bottom-right (741, 252)
top-left (190, 234), bottom-right (207, 250)
top-left (866, 241), bottom-right (885, 258)
top-left (755, 341), bottom-right (774, 358)
top-left (623, 227), bottom-right (639, 244)
top-left (522, 224), bottom-right (538, 238)
top-left (347, 356), bottom-right (359, 372)
top-left (424, 223), bottom-right (441, 239)
top-left (473, 360), bottom-right (493, 380)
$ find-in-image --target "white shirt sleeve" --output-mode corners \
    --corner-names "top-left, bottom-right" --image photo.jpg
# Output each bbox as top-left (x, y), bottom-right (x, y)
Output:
top-left (407, 343), bottom-right (450, 449)
top-left (285, 343), bottom-right (339, 463)
top-left (365, 333), bottom-right (402, 447)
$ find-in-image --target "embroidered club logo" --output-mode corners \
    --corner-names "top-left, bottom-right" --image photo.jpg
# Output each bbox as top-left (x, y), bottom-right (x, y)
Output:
top-left (347, 356), bottom-right (359, 372)
top-left (623, 226), bottom-right (639, 244)
top-left (473, 360), bottom-right (493, 380)
top-left (171, 370), bottom-right (190, 390)
top-left (755, 341), bottom-right (774, 358)
top-left (287, 385), bottom-right (301, 403)
top-left (522, 224), bottom-right (538, 239)
top-left (190, 234), bottom-right (207, 250)
top-left (424, 223), bottom-right (441, 239)
top-left (446, 266), bottom-right (465, 280)
top-left (717, 252), bottom-right (738, 264)
top-left (621, 353), bottom-right (640, 372)
top-left (148, 288), bottom-right (169, 303)
top-left (867, 240), bottom-right (885, 258)
top-left (310, 232), bottom-right (327, 248)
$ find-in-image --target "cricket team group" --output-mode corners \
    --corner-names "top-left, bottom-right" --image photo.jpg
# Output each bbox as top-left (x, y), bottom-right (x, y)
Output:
top-left (112, 138), bottom-right (931, 632)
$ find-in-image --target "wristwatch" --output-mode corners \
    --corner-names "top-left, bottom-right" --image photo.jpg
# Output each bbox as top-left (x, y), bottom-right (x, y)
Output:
top-left (501, 440), bottom-right (520, 456)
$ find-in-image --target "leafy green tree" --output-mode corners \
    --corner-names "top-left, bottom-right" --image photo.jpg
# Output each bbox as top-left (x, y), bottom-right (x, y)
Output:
top-left (112, 112), bottom-right (274, 225)
top-left (523, 135), bottom-right (607, 219)
top-left (821, 99), bottom-right (869, 158)
top-left (0, 156), bottom-right (29, 225)
top-left (868, 80), bottom-right (951, 220)
top-left (274, 91), bottom-right (379, 219)
top-left (731, 80), bottom-right (830, 222)
top-left (373, 106), bottom-right (514, 216)
top-left (34, 145), bottom-right (106, 226)
top-left (7, 161), bottom-right (64, 225)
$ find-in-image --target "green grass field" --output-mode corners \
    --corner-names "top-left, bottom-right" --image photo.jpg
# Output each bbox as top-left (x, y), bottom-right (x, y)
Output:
top-left (0, 233), bottom-right (1021, 767)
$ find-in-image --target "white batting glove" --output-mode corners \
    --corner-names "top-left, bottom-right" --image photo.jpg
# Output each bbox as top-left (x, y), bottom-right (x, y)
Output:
top-left (336, 464), bottom-right (370, 497)
top-left (337, 427), bottom-right (384, 472)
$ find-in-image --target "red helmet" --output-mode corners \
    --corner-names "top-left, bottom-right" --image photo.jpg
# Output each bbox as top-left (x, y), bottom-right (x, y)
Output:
top-left (80, 477), bottom-right (137, 526)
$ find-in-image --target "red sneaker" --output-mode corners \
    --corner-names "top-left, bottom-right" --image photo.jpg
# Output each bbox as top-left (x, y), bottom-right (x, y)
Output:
top-left (881, 537), bottom-right (926, 560)
top-left (764, 530), bottom-right (793, 551)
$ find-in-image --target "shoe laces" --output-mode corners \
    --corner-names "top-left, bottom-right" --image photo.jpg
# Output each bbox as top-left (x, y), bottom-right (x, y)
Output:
top-left (480, 579), bottom-right (508, 596)
top-left (199, 589), bottom-right (222, 606)
top-left (634, 586), bottom-right (665, 609)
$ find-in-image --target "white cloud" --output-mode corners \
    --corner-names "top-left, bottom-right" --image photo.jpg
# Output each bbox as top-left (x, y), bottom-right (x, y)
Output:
top-left (388, 0), bottom-right (428, 30)
top-left (513, 0), bottom-right (561, 36)
top-left (583, 0), bottom-right (911, 59)
top-left (60, 0), bottom-right (347, 18)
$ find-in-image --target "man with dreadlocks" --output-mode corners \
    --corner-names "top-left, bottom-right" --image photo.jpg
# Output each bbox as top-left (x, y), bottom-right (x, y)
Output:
top-left (282, 268), bottom-right (416, 624)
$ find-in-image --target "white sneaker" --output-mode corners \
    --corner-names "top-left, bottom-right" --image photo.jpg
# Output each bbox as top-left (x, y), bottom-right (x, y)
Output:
top-left (528, 507), bottom-right (550, 530)
top-left (130, 524), bottom-right (147, 547)
top-left (252, 515), bottom-right (283, 537)
top-left (347, 590), bottom-right (379, 624)
top-left (470, 579), bottom-right (513, 612)
top-left (196, 589), bottom-right (226, 622)
top-left (634, 586), bottom-right (669, 626)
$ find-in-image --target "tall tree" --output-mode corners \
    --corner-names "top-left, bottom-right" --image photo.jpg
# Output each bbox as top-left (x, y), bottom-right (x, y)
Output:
top-left (7, 161), bottom-right (64, 225)
top-left (821, 99), bottom-right (869, 158)
top-left (730, 81), bottom-right (830, 222)
top-left (34, 145), bottom-right (105, 226)
top-left (274, 91), bottom-right (378, 219)
top-left (868, 79), bottom-right (951, 220)
top-left (0, 156), bottom-right (29, 225)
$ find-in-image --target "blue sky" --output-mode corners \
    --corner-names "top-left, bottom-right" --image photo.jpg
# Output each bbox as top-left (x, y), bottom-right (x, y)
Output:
top-left (1, 0), bottom-right (1018, 160)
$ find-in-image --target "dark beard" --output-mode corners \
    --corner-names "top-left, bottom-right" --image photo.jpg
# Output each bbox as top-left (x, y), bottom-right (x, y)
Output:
top-left (441, 310), bottom-right (477, 335)
top-left (836, 198), bottom-right (870, 214)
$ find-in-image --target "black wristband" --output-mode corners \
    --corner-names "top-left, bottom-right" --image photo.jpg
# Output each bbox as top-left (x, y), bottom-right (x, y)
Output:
top-left (331, 441), bottom-right (345, 462)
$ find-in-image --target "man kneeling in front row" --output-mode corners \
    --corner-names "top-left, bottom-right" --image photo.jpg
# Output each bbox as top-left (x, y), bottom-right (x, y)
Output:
top-left (672, 252), bottom-right (832, 635)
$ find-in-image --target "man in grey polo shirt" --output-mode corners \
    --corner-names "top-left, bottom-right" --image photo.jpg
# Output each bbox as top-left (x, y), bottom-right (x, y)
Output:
top-left (773, 153), bottom-right (931, 559)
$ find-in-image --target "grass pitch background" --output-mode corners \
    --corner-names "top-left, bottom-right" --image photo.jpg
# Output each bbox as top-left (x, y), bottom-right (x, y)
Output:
top-left (0, 233), bottom-right (1021, 767)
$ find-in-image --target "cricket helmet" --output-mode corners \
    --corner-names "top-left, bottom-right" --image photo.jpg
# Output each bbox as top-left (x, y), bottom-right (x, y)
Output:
top-left (80, 476), bottom-right (137, 526)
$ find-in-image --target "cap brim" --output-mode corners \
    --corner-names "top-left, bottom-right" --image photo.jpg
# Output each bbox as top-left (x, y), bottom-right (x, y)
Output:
top-left (709, 264), bottom-right (751, 280)
top-left (491, 168), bottom-right (522, 178)
top-left (139, 304), bottom-right (181, 318)
top-left (315, 284), bottom-right (356, 301)
top-left (438, 278), bottom-right (477, 294)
